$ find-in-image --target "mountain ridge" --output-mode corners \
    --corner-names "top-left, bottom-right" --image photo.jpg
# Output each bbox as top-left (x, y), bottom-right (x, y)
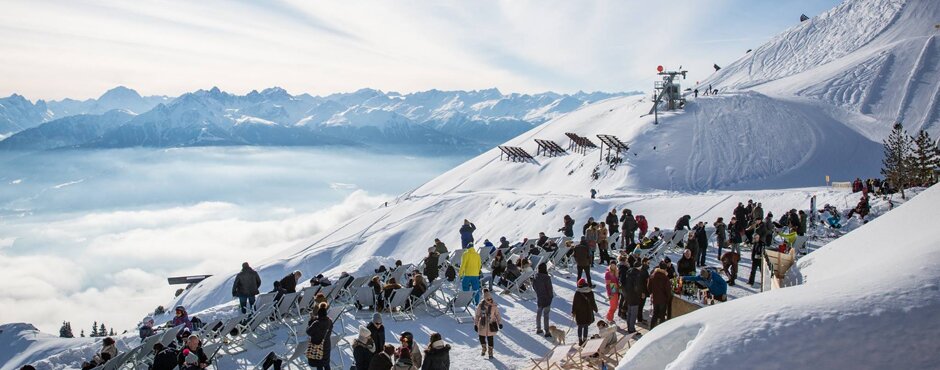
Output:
top-left (0, 87), bottom-right (639, 151)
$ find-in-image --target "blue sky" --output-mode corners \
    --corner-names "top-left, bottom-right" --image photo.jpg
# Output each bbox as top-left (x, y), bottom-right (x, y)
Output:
top-left (0, 0), bottom-right (840, 100)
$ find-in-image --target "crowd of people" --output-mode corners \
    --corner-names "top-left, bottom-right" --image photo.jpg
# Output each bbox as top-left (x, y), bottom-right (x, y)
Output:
top-left (23, 193), bottom-right (861, 370)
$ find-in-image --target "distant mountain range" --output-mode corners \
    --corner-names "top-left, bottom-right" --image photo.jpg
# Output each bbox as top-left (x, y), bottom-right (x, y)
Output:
top-left (0, 86), bottom-right (639, 152)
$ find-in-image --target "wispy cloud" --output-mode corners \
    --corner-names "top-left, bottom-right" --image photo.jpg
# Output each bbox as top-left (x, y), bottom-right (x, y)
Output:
top-left (0, 0), bottom-right (839, 100)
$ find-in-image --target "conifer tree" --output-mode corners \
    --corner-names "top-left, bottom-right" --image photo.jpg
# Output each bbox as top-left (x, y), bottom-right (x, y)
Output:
top-left (882, 123), bottom-right (913, 199)
top-left (911, 130), bottom-right (939, 186)
top-left (59, 321), bottom-right (74, 338)
top-left (99, 323), bottom-right (107, 338)
top-left (80, 329), bottom-right (85, 338)
top-left (91, 321), bottom-right (99, 337)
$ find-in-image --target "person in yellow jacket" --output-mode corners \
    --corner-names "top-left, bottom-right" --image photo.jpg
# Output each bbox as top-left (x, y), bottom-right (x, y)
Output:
top-left (459, 243), bottom-right (483, 304)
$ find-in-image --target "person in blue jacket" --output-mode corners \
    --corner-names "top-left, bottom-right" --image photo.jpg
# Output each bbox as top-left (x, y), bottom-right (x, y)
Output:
top-left (681, 269), bottom-right (728, 301)
top-left (460, 219), bottom-right (477, 249)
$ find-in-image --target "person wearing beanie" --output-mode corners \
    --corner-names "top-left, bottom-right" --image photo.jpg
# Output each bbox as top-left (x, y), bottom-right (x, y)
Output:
top-left (473, 289), bottom-right (503, 359)
top-left (421, 332), bottom-right (450, 370)
top-left (232, 262), bottom-right (262, 314)
top-left (176, 335), bottom-right (208, 370)
top-left (572, 278), bottom-right (598, 345)
top-left (367, 313), bottom-right (386, 355)
top-left (397, 331), bottom-right (422, 367)
top-left (306, 303), bottom-right (333, 370)
top-left (353, 325), bottom-right (376, 370)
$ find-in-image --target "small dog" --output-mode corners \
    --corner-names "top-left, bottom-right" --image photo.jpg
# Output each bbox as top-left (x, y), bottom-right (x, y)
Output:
top-left (548, 325), bottom-right (567, 345)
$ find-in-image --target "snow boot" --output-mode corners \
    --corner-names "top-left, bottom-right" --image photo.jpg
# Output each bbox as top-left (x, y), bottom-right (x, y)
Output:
top-left (488, 346), bottom-right (494, 359)
top-left (481, 344), bottom-right (487, 356)
top-left (536, 329), bottom-right (544, 335)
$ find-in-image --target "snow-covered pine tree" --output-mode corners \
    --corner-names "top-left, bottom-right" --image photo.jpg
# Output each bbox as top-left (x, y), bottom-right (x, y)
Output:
top-left (99, 323), bottom-right (107, 338)
top-left (109, 328), bottom-right (115, 336)
top-left (911, 130), bottom-right (939, 186)
top-left (90, 321), bottom-right (99, 337)
top-left (882, 123), bottom-right (913, 199)
top-left (80, 329), bottom-right (85, 337)
top-left (59, 321), bottom-right (74, 338)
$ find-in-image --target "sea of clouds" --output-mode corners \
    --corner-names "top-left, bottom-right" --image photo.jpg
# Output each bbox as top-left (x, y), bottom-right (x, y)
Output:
top-left (0, 147), bottom-right (466, 334)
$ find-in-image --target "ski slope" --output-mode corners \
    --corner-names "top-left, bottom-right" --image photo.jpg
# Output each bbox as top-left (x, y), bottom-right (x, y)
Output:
top-left (705, 0), bottom-right (940, 139)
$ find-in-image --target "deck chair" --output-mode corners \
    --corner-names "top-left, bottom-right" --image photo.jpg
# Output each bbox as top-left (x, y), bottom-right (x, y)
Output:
top-left (158, 324), bottom-right (186, 347)
top-left (330, 335), bottom-right (348, 370)
top-left (296, 286), bottom-right (321, 317)
top-left (327, 305), bottom-right (348, 336)
top-left (504, 269), bottom-right (536, 297)
top-left (793, 235), bottom-right (809, 254)
top-left (254, 292), bottom-right (277, 311)
top-left (449, 249), bottom-right (465, 268)
top-left (133, 331), bottom-right (162, 361)
top-left (604, 332), bottom-right (635, 363)
top-left (577, 336), bottom-right (611, 368)
top-left (275, 292), bottom-right (299, 318)
top-left (388, 265), bottom-right (412, 284)
top-left (320, 283), bottom-right (341, 304)
top-left (387, 287), bottom-right (415, 321)
top-left (354, 285), bottom-right (376, 314)
top-left (210, 313), bottom-right (246, 345)
top-left (478, 245), bottom-right (495, 264)
top-left (411, 278), bottom-right (446, 314)
top-left (280, 340), bottom-right (310, 369)
top-left (437, 252), bottom-right (450, 267)
top-left (530, 344), bottom-right (575, 370)
top-left (340, 276), bottom-right (370, 302)
top-left (233, 305), bottom-right (277, 352)
top-left (446, 291), bottom-right (475, 323)
top-left (202, 342), bottom-right (224, 366)
top-left (98, 348), bottom-right (135, 370)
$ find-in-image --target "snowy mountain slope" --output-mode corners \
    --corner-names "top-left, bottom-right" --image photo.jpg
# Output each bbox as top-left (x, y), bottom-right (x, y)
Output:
top-left (407, 93), bottom-right (881, 195)
top-left (45, 86), bottom-right (170, 117)
top-left (0, 110), bottom-right (135, 150)
top-left (706, 0), bottom-right (940, 138)
top-left (617, 184), bottom-right (940, 370)
top-left (0, 94), bottom-right (51, 136)
top-left (0, 323), bottom-right (98, 370)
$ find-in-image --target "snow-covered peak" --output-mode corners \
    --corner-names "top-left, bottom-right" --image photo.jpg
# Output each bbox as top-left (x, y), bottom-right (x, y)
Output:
top-left (97, 86), bottom-right (143, 102)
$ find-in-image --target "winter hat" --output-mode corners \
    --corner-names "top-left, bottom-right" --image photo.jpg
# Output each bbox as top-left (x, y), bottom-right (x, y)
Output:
top-left (358, 325), bottom-right (371, 340)
top-left (577, 278), bottom-right (588, 287)
top-left (372, 313), bottom-right (383, 324)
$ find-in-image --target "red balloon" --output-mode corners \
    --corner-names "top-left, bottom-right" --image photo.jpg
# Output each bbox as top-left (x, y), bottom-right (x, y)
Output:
top-left (657, 65), bottom-right (664, 72)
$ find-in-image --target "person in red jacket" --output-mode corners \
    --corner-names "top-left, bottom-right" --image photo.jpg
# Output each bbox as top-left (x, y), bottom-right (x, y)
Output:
top-left (635, 215), bottom-right (649, 239)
